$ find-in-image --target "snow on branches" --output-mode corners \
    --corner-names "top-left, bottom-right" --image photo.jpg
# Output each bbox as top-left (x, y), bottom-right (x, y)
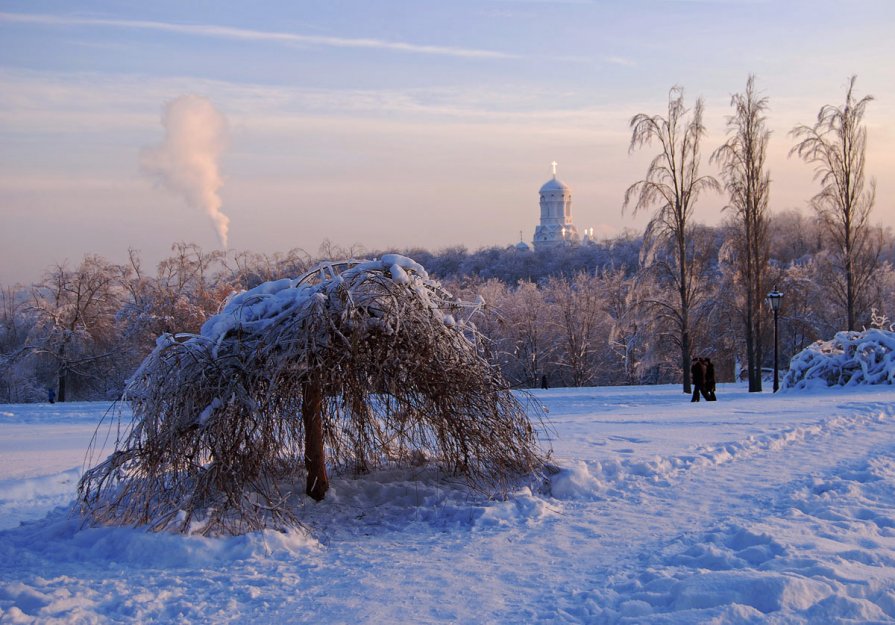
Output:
top-left (783, 328), bottom-right (895, 390)
top-left (77, 255), bottom-right (545, 535)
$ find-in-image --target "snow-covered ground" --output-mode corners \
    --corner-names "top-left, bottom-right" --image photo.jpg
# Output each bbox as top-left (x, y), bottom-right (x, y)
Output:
top-left (2, 384), bottom-right (895, 624)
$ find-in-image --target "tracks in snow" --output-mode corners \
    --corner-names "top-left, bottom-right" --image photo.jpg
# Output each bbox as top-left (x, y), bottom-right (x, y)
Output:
top-left (536, 400), bottom-right (895, 623)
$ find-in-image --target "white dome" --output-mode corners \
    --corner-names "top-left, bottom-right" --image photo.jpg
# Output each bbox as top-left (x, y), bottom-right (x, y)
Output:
top-left (539, 177), bottom-right (570, 194)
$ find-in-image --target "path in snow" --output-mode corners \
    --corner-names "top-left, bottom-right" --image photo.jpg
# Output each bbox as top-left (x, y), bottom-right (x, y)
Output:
top-left (1, 385), bottom-right (894, 624)
top-left (287, 387), bottom-right (895, 624)
top-left (534, 393), bottom-right (895, 623)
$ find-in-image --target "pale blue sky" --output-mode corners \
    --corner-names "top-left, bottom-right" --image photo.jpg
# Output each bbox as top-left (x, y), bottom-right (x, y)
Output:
top-left (1, 0), bottom-right (893, 284)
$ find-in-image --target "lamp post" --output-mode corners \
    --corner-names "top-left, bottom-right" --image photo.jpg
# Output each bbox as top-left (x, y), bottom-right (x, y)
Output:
top-left (767, 286), bottom-right (784, 392)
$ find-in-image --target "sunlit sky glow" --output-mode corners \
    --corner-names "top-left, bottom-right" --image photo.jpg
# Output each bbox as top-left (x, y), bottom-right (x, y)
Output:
top-left (1, 0), bottom-right (893, 285)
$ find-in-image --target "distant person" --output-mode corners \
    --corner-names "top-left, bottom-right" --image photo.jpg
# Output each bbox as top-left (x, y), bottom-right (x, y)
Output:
top-left (541, 374), bottom-right (549, 390)
top-left (690, 357), bottom-right (710, 402)
top-left (48, 387), bottom-right (56, 404)
top-left (705, 358), bottom-right (717, 401)
top-left (690, 357), bottom-right (703, 402)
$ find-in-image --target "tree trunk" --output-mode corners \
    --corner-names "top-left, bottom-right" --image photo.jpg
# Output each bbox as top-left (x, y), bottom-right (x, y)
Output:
top-left (302, 376), bottom-right (329, 501)
top-left (57, 367), bottom-right (67, 403)
top-left (745, 243), bottom-right (762, 393)
top-left (745, 308), bottom-right (758, 392)
top-left (754, 308), bottom-right (764, 392)
top-left (679, 229), bottom-right (692, 394)
top-left (57, 342), bottom-right (68, 402)
top-left (846, 250), bottom-right (856, 331)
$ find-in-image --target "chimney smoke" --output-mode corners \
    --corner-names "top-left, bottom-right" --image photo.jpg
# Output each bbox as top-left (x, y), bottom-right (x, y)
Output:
top-left (141, 95), bottom-right (230, 247)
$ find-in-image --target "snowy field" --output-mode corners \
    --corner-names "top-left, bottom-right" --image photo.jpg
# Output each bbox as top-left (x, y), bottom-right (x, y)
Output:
top-left (2, 384), bottom-right (895, 624)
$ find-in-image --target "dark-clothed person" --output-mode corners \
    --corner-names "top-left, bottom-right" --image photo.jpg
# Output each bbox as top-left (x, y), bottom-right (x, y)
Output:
top-left (705, 358), bottom-right (717, 401)
top-left (691, 357), bottom-right (704, 402)
top-left (691, 357), bottom-right (711, 402)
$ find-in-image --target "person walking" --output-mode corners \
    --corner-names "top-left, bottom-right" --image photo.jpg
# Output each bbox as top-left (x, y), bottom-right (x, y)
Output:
top-left (690, 357), bottom-right (704, 402)
top-left (705, 358), bottom-right (717, 401)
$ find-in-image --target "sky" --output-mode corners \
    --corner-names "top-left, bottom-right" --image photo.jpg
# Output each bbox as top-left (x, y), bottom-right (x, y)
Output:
top-left (1, 0), bottom-right (893, 286)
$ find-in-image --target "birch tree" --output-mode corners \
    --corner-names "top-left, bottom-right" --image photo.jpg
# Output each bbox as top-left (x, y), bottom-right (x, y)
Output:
top-left (624, 86), bottom-right (719, 392)
top-left (712, 75), bottom-right (771, 392)
top-left (790, 76), bottom-right (879, 330)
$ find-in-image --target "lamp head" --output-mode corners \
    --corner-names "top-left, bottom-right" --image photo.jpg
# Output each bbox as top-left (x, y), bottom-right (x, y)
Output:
top-left (767, 286), bottom-right (784, 312)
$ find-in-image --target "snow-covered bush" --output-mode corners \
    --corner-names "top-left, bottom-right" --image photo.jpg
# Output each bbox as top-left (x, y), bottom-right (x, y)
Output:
top-left (782, 328), bottom-right (895, 390)
top-left (78, 255), bottom-right (545, 535)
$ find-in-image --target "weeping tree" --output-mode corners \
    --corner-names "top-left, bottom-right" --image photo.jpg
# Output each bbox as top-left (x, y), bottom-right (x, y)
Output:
top-left (78, 255), bottom-right (545, 535)
top-left (712, 75), bottom-right (771, 392)
top-left (624, 86), bottom-right (720, 393)
top-left (790, 75), bottom-right (879, 331)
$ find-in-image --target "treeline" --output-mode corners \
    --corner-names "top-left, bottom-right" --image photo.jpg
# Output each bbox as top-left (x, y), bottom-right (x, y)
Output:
top-left (3, 75), bottom-right (893, 401)
top-left (1, 209), bottom-right (893, 402)
top-left (450, 210), bottom-right (895, 388)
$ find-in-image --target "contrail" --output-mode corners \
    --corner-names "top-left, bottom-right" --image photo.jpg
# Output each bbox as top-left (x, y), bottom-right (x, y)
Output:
top-left (0, 12), bottom-right (520, 60)
top-left (141, 95), bottom-right (230, 248)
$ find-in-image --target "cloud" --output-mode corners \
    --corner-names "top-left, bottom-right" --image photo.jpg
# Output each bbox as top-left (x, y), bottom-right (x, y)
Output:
top-left (605, 56), bottom-right (636, 67)
top-left (0, 68), bottom-right (632, 134)
top-left (0, 12), bottom-right (520, 60)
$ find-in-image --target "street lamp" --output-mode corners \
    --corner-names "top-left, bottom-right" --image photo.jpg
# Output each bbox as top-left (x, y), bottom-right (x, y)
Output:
top-left (767, 286), bottom-right (784, 392)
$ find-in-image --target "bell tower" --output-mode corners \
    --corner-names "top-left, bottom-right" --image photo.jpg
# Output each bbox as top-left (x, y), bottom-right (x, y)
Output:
top-left (533, 162), bottom-right (579, 251)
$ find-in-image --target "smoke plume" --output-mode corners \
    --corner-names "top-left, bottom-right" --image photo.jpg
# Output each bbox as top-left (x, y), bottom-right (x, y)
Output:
top-left (141, 95), bottom-right (230, 247)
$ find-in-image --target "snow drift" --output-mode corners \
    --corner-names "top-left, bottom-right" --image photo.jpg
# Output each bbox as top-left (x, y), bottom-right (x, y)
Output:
top-left (783, 328), bottom-right (895, 390)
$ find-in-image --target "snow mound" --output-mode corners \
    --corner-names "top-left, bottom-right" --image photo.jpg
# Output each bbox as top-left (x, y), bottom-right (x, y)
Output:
top-left (548, 461), bottom-right (607, 499)
top-left (0, 509), bottom-right (319, 572)
top-left (783, 328), bottom-right (895, 390)
top-left (293, 467), bottom-right (553, 536)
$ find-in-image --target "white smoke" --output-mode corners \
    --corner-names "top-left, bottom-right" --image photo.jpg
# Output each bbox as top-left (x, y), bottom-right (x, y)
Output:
top-left (141, 95), bottom-right (230, 248)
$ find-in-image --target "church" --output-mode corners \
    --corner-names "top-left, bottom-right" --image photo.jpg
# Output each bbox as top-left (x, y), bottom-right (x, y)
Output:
top-left (519, 162), bottom-right (593, 252)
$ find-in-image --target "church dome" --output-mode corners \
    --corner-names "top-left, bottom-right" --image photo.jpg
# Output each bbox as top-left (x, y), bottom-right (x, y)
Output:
top-left (539, 177), bottom-right (570, 194)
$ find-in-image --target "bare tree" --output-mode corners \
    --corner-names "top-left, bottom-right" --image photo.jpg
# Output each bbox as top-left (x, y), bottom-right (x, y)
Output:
top-left (27, 256), bottom-right (124, 401)
top-left (768, 209), bottom-right (824, 265)
top-left (79, 256), bottom-right (544, 534)
top-left (624, 86), bottom-right (720, 392)
top-left (0, 285), bottom-right (41, 402)
top-left (634, 223), bottom-right (722, 385)
top-left (790, 75), bottom-right (879, 330)
top-left (481, 280), bottom-right (558, 388)
top-left (712, 75), bottom-right (771, 392)
top-left (223, 247), bottom-right (312, 289)
top-left (547, 273), bottom-right (608, 387)
top-left (599, 267), bottom-right (645, 385)
top-left (155, 242), bottom-right (229, 333)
